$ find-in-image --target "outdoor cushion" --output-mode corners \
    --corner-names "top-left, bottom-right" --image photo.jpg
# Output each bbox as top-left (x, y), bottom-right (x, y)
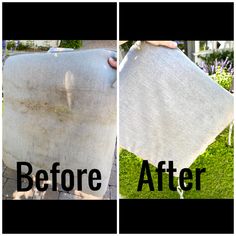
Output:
top-left (3, 49), bottom-right (117, 197)
top-left (119, 42), bottom-right (234, 175)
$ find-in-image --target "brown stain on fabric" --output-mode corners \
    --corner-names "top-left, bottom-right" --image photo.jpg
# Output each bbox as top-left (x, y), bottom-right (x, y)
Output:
top-left (16, 100), bottom-right (72, 122)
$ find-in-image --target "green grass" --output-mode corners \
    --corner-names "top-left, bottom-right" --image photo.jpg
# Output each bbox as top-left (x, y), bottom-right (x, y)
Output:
top-left (120, 127), bottom-right (234, 199)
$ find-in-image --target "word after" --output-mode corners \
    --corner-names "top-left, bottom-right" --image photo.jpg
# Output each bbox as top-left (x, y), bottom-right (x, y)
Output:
top-left (137, 160), bottom-right (205, 191)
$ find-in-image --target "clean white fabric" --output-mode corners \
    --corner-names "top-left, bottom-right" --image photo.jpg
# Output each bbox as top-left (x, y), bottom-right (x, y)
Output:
top-left (119, 42), bottom-right (234, 174)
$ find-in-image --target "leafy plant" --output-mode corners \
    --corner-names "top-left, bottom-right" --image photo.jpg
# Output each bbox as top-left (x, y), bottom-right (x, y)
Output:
top-left (37, 46), bottom-right (50, 51)
top-left (6, 40), bottom-right (33, 51)
top-left (198, 57), bottom-right (234, 76)
top-left (59, 40), bottom-right (82, 49)
top-left (200, 41), bottom-right (209, 51)
top-left (198, 50), bottom-right (234, 67)
top-left (6, 40), bottom-right (16, 50)
top-left (16, 42), bottom-right (31, 50)
top-left (198, 56), bottom-right (234, 91)
top-left (210, 67), bottom-right (233, 90)
top-left (176, 41), bottom-right (185, 51)
top-left (120, 41), bottom-right (135, 52)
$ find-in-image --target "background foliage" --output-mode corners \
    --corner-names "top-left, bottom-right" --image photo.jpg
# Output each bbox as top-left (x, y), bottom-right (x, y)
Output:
top-left (198, 50), bottom-right (234, 66)
top-left (59, 40), bottom-right (83, 49)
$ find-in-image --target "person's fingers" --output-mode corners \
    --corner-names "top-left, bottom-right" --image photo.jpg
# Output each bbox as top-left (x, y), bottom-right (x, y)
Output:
top-left (146, 41), bottom-right (177, 49)
top-left (160, 41), bottom-right (177, 48)
top-left (108, 57), bottom-right (117, 69)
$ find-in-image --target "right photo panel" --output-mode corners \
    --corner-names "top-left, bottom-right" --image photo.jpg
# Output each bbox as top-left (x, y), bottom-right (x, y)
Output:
top-left (119, 40), bottom-right (234, 199)
top-left (118, 2), bottom-right (234, 234)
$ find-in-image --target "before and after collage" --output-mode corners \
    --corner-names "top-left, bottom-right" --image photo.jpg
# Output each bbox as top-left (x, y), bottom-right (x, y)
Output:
top-left (3, 40), bottom-right (234, 200)
top-left (2, 1), bottom-right (234, 234)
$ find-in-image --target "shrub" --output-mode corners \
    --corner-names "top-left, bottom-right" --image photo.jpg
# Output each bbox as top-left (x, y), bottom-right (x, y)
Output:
top-left (59, 40), bottom-right (82, 49)
top-left (210, 67), bottom-right (233, 90)
top-left (6, 41), bottom-right (32, 51)
top-left (16, 42), bottom-right (31, 51)
top-left (6, 40), bottom-right (15, 50)
top-left (198, 57), bottom-right (234, 76)
top-left (176, 41), bottom-right (185, 51)
top-left (37, 46), bottom-right (50, 51)
top-left (200, 41), bottom-right (209, 51)
top-left (120, 41), bottom-right (135, 52)
top-left (198, 50), bottom-right (234, 67)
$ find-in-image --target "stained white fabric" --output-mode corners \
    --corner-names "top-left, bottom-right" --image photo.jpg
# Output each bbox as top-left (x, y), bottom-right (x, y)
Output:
top-left (119, 42), bottom-right (234, 174)
top-left (47, 47), bottom-right (74, 53)
top-left (3, 49), bottom-right (117, 197)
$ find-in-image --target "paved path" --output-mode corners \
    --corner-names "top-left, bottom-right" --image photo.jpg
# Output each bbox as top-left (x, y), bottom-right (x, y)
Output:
top-left (3, 154), bottom-right (117, 200)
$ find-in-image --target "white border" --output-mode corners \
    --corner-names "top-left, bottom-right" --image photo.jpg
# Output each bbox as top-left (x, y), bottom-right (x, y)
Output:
top-left (0, 1), bottom-right (235, 236)
top-left (116, 1), bottom-right (120, 235)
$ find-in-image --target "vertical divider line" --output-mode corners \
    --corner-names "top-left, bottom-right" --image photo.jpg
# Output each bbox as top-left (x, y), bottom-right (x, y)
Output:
top-left (0, 2), bottom-right (3, 233)
top-left (234, 2), bottom-right (236, 229)
top-left (116, 0), bottom-right (120, 234)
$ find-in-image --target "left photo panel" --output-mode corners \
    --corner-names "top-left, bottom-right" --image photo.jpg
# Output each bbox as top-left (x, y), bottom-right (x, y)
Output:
top-left (2, 40), bottom-right (117, 200)
top-left (2, 2), bottom-right (117, 234)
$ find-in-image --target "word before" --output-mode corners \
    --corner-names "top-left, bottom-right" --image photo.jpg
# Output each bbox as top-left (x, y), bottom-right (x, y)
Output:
top-left (17, 162), bottom-right (102, 192)
top-left (137, 160), bottom-right (206, 191)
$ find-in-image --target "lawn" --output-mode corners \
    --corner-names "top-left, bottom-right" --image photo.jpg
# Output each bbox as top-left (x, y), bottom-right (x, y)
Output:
top-left (120, 127), bottom-right (234, 199)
